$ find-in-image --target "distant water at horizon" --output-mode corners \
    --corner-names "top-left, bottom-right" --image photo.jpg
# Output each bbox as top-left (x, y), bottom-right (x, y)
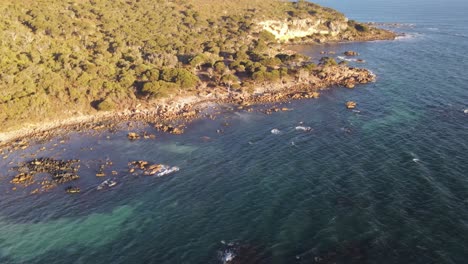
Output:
top-left (0, 1), bottom-right (467, 263)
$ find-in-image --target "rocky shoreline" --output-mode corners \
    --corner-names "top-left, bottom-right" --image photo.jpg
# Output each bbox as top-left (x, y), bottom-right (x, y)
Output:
top-left (0, 64), bottom-right (375, 148)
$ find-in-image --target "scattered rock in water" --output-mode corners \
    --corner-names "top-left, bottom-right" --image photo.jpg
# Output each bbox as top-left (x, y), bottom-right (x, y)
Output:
top-left (66, 186), bottom-right (80, 194)
top-left (171, 127), bottom-right (184, 135)
top-left (96, 163), bottom-right (106, 177)
top-left (11, 158), bottom-right (80, 188)
top-left (128, 160), bottom-right (180, 177)
top-left (54, 173), bottom-right (80, 184)
top-left (464, 109), bottom-right (468, 114)
top-left (344, 50), bottom-right (359, 56)
top-left (127, 132), bottom-right (140, 140)
top-left (346, 101), bottom-right (357, 109)
top-left (262, 106), bottom-right (294, 115)
top-left (155, 124), bottom-right (185, 135)
top-left (344, 80), bottom-right (356, 89)
top-left (11, 173), bottom-right (34, 185)
top-left (143, 132), bottom-right (156, 139)
top-left (97, 178), bottom-right (117, 190)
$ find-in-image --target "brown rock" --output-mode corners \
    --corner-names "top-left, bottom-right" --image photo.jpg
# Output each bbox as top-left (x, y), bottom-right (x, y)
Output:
top-left (127, 132), bottom-right (140, 140)
top-left (66, 186), bottom-right (81, 194)
top-left (344, 51), bottom-right (359, 56)
top-left (346, 101), bottom-right (357, 109)
top-left (11, 173), bottom-right (33, 184)
top-left (171, 127), bottom-right (185, 135)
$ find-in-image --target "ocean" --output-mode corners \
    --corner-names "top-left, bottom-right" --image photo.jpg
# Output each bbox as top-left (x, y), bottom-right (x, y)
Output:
top-left (0, 0), bottom-right (467, 263)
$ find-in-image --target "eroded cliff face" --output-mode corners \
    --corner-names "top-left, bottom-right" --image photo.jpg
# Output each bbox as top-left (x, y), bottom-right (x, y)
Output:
top-left (259, 18), bottom-right (349, 41)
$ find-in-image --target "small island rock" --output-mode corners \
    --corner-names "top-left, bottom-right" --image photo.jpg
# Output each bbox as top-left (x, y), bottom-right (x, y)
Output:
top-left (344, 50), bottom-right (359, 56)
top-left (346, 101), bottom-right (357, 109)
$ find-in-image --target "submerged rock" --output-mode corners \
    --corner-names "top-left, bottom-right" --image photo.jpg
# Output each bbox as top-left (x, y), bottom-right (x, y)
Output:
top-left (127, 132), bottom-right (140, 140)
top-left (54, 173), bottom-right (80, 184)
top-left (11, 173), bottom-right (34, 184)
top-left (155, 124), bottom-right (185, 135)
top-left (66, 186), bottom-right (80, 194)
top-left (11, 158), bottom-right (80, 187)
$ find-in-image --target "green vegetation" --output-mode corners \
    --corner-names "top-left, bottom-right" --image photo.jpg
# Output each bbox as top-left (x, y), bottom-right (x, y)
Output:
top-left (349, 20), bottom-right (370, 32)
top-left (0, 0), bottom-right (391, 131)
top-left (96, 99), bottom-right (116, 111)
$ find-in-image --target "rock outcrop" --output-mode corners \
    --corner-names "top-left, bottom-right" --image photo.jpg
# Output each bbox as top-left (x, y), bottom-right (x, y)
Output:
top-left (259, 18), bottom-right (348, 41)
top-left (259, 17), bottom-right (395, 43)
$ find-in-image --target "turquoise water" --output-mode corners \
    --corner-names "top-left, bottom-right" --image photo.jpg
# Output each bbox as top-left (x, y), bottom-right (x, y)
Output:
top-left (1, 1), bottom-right (468, 263)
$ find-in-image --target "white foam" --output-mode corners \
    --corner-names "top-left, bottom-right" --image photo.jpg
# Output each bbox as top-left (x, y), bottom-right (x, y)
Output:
top-left (295, 126), bottom-right (312, 132)
top-left (337, 56), bottom-right (358, 62)
top-left (271, 129), bottom-right (281, 135)
top-left (97, 178), bottom-right (117, 190)
top-left (222, 251), bottom-right (235, 263)
top-left (395, 33), bottom-right (423, 42)
top-left (155, 165), bottom-right (180, 177)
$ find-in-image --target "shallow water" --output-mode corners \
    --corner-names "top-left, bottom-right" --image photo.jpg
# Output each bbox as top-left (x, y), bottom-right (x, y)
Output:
top-left (1, 0), bottom-right (468, 263)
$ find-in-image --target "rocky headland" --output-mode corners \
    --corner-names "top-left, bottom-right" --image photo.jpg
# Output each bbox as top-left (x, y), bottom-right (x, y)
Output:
top-left (0, 63), bottom-right (376, 148)
top-left (0, 0), bottom-right (398, 151)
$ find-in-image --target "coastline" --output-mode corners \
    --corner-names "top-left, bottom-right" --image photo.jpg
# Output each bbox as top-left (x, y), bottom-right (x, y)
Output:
top-left (0, 64), bottom-right (375, 148)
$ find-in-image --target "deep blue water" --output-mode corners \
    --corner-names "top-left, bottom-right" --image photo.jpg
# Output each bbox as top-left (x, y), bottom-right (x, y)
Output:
top-left (0, 1), bottom-right (468, 263)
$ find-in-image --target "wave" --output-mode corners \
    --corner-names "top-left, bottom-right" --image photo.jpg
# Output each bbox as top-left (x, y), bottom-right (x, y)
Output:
top-left (337, 56), bottom-right (362, 63)
top-left (454, 33), bottom-right (468, 39)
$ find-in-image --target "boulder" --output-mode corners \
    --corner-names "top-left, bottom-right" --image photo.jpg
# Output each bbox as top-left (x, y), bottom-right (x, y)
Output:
top-left (171, 127), bottom-right (184, 135)
top-left (344, 50), bottom-right (359, 56)
top-left (11, 173), bottom-right (33, 184)
top-left (127, 132), bottom-right (140, 140)
top-left (66, 186), bottom-right (80, 194)
top-left (346, 101), bottom-right (357, 109)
